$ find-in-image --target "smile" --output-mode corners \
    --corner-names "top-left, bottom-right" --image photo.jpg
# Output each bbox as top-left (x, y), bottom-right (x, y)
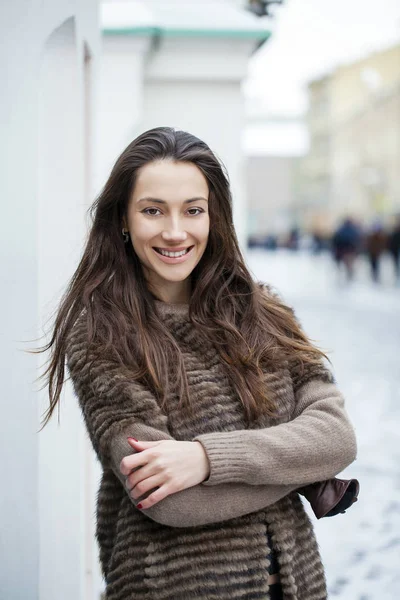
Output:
top-left (152, 245), bottom-right (195, 263)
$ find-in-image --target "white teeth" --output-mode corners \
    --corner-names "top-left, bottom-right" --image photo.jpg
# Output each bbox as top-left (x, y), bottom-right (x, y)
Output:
top-left (158, 247), bottom-right (191, 258)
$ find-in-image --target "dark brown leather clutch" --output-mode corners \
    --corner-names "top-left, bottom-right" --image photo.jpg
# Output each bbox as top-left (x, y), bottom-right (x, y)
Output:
top-left (298, 477), bottom-right (360, 519)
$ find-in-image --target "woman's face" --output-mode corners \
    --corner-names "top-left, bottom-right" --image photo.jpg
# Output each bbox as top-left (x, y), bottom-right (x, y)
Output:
top-left (125, 159), bottom-right (210, 298)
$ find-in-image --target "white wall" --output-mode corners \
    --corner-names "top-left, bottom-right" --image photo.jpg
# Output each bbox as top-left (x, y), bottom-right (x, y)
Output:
top-left (95, 34), bottom-right (152, 194)
top-left (0, 2), bottom-right (100, 599)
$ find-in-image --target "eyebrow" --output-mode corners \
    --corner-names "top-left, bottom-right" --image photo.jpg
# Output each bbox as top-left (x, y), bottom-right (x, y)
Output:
top-left (137, 196), bottom-right (208, 205)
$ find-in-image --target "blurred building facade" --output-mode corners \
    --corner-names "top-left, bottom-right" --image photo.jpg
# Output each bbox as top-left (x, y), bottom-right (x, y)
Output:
top-left (244, 114), bottom-right (307, 242)
top-left (300, 42), bottom-right (400, 236)
top-left (246, 154), bottom-right (296, 239)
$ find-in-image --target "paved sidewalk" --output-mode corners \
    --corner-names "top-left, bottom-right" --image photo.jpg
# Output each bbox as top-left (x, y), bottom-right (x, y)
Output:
top-left (248, 249), bottom-right (400, 600)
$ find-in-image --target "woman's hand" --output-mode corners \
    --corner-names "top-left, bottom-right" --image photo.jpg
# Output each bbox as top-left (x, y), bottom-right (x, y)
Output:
top-left (119, 438), bottom-right (210, 509)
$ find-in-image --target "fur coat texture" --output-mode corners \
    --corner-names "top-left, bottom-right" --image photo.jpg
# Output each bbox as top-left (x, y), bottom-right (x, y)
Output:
top-left (66, 291), bottom-right (357, 600)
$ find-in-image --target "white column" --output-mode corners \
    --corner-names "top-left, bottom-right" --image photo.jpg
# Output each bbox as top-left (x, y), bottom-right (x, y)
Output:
top-left (37, 17), bottom-right (86, 600)
top-left (95, 35), bottom-right (152, 195)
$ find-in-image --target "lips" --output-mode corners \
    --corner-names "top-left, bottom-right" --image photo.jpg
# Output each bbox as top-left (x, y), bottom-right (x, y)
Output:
top-left (153, 246), bottom-right (193, 253)
top-left (152, 245), bottom-right (195, 263)
top-left (153, 246), bottom-right (194, 255)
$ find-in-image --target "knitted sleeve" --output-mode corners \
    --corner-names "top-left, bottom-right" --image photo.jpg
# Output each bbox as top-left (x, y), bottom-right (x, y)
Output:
top-left (66, 314), bottom-right (299, 528)
top-left (193, 379), bottom-right (357, 487)
top-left (192, 286), bottom-right (357, 487)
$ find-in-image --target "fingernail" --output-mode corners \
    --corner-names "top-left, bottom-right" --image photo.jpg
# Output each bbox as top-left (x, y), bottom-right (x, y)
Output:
top-left (137, 503), bottom-right (143, 509)
top-left (127, 437), bottom-right (138, 442)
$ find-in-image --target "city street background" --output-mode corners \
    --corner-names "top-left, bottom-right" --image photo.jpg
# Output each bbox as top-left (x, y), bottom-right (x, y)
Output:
top-left (249, 248), bottom-right (400, 599)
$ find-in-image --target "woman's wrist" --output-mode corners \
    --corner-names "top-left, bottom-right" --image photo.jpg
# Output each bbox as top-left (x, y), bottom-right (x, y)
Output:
top-left (194, 441), bottom-right (211, 482)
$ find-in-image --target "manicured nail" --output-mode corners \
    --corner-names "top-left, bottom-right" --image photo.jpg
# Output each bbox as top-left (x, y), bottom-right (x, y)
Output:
top-left (127, 437), bottom-right (138, 442)
top-left (137, 503), bottom-right (143, 509)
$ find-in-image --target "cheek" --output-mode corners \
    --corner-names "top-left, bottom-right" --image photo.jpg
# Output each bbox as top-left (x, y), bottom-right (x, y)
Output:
top-left (193, 217), bottom-right (210, 242)
top-left (130, 216), bottom-right (157, 241)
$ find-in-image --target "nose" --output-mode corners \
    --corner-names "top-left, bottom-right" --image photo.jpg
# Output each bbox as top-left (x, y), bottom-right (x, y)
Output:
top-left (161, 216), bottom-right (188, 243)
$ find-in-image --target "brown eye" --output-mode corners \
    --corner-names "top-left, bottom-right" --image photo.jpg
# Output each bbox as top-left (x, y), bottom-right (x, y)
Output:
top-left (142, 208), bottom-right (161, 216)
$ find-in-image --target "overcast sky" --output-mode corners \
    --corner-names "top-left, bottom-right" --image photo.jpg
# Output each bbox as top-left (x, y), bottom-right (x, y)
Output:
top-left (244, 0), bottom-right (400, 117)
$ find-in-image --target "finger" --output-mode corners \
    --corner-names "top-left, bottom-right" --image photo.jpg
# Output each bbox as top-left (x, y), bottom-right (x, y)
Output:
top-left (128, 474), bottom-right (164, 501)
top-left (127, 438), bottom-right (145, 447)
top-left (120, 451), bottom-right (149, 476)
top-left (127, 438), bottom-right (163, 449)
top-left (136, 484), bottom-right (172, 509)
top-left (126, 463), bottom-right (156, 490)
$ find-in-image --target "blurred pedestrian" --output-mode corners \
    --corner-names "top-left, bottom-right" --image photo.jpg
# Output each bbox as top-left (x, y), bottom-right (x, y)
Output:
top-left (311, 231), bottom-right (324, 254)
top-left (287, 227), bottom-right (300, 251)
top-left (331, 217), bottom-right (362, 281)
top-left (388, 216), bottom-right (400, 280)
top-left (365, 221), bottom-right (388, 283)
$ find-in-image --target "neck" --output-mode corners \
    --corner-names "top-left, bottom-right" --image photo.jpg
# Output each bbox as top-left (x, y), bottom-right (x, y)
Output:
top-left (148, 278), bottom-right (192, 305)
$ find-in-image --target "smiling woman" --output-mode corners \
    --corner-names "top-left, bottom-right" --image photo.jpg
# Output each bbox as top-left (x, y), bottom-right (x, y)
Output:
top-left (35, 126), bottom-right (358, 600)
top-left (122, 160), bottom-right (210, 301)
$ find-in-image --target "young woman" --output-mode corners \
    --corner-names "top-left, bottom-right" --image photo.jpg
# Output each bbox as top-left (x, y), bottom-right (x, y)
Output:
top-left (39, 127), bottom-right (358, 600)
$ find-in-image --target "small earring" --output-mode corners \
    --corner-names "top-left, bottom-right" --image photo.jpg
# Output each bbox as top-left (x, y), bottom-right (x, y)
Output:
top-left (122, 228), bottom-right (130, 244)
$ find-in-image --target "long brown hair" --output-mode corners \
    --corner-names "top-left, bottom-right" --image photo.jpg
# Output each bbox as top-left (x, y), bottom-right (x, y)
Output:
top-left (35, 126), bottom-right (330, 430)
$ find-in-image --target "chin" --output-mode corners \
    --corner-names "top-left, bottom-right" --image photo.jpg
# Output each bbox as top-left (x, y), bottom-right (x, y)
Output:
top-left (158, 271), bottom-right (193, 283)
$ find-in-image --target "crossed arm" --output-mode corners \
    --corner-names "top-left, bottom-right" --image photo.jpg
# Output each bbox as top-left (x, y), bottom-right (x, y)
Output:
top-left (66, 317), bottom-right (357, 529)
top-left (66, 322), bottom-right (298, 527)
top-left (193, 379), bottom-right (357, 488)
